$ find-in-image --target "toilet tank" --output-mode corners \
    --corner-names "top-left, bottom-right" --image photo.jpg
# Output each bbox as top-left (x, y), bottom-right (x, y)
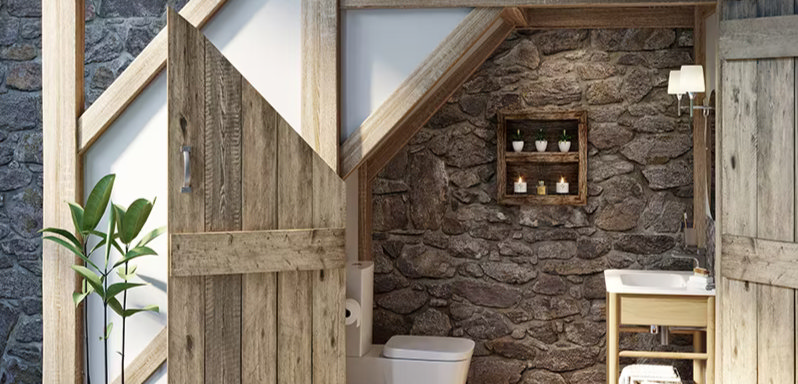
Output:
top-left (384, 336), bottom-right (474, 384)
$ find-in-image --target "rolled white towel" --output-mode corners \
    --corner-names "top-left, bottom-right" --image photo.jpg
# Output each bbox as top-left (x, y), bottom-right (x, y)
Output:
top-left (619, 364), bottom-right (681, 384)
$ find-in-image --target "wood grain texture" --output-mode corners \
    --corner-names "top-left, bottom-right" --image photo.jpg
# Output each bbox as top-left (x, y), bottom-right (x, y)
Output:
top-left (277, 117), bottom-right (313, 384)
top-left (720, 15), bottom-right (798, 60)
top-left (500, 7), bottom-right (528, 26)
top-left (358, 166), bottom-right (373, 261)
top-left (607, 293), bottom-right (620, 384)
top-left (204, 42), bottom-right (242, 233)
top-left (522, 6), bottom-right (694, 28)
top-left (78, 0), bottom-right (230, 153)
top-left (42, 0), bottom-right (84, 382)
top-left (241, 80), bottom-right (279, 384)
top-left (311, 151), bottom-right (346, 384)
top-left (723, 235), bottom-right (798, 290)
top-left (719, 32), bottom-right (759, 382)
top-left (693, 8), bottom-right (707, 248)
top-left (365, 11), bottom-right (514, 180)
top-left (167, 9), bottom-right (206, 384)
top-left (171, 229), bottom-right (347, 276)
top-left (620, 295), bottom-right (710, 327)
top-left (341, 0), bottom-right (716, 8)
top-left (110, 327), bottom-right (167, 384)
top-left (341, 7), bottom-right (504, 177)
top-left (202, 38), bottom-right (243, 384)
top-left (301, 0), bottom-right (340, 173)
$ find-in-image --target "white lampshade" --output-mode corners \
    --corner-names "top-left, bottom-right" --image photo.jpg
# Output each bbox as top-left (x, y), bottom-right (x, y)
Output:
top-left (680, 65), bottom-right (705, 93)
top-left (667, 70), bottom-right (682, 95)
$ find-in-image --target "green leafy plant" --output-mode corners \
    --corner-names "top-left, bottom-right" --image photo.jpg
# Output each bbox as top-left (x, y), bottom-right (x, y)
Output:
top-left (511, 129), bottom-right (523, 141)
top-left (41, 174), bottom-right (164, 384)
top-left (559, 129), bottom-right (572, 142)
top-left (535, 129), bottom-right (547, 142)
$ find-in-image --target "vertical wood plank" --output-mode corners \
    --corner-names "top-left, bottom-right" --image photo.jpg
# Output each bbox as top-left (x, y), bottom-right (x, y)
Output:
top-left (706, 296), bottom-right (715, 384)
top-left (358, 165), bottom-right (372, 261)
top-left (42, 0), bottom-right (84, 381)
top-left (277, 120), bottom-right (314, 384)
top-left (301, 0), bottom-right (340, 173)
top-left (203, 42), bottom-right (243, 384)
top-left (754, 1), bottom-right (796, 381)
top-left (607, 293), bottom-right (620, 384)
top-left (167, 9), bottom-right (206, 384)
top-left (312, 153), bottom-right (346, 384)
top-left (720, 56), bottom-right (758, 384)
top-left (693, 8), bottom-right (708, 248)
top-left (241, 80), bottom-right (279, 384)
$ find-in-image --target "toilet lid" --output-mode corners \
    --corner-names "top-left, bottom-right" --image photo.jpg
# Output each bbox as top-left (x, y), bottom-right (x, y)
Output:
top-left (383, 336), bottom-right (475, 362)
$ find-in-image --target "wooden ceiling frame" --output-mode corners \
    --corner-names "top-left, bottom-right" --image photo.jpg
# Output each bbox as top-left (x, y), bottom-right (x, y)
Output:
top-left (43, 0), bottom-right (339, 382)
top-left (341, 0), bottom-right (716, 9)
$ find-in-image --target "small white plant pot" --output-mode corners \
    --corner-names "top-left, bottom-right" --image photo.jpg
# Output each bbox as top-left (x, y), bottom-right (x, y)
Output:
top-left (512, 141), bottom-right (524, 152)
top-left (558, 141), bottom-right (571, 152)
top-left (535, 140), bottom-right (547, 152)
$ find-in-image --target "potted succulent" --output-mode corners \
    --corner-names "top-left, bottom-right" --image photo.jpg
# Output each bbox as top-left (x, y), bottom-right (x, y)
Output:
top-left (534, 129), bottom-right (548, 152)
top-left (558, 129), bottom-right (572, 152)
top-left (510, 129), bottom-right (524, 152)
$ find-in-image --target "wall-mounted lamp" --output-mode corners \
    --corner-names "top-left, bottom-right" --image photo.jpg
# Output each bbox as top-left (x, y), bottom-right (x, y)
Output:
top-left (668, 65), bottom-right (709, 118)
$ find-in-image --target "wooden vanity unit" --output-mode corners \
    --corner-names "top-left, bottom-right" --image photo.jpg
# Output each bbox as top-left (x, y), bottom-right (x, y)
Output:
top-left (604, 270), bottom-right (715, 384)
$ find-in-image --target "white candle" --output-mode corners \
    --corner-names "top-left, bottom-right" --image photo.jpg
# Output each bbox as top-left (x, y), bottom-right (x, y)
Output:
top-left (556, 176), bottom-right (569, 194)
top-left (514, 176), bottom-right (527, 194)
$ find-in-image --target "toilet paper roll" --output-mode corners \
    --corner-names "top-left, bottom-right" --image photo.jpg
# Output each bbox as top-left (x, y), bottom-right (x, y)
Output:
top-left (345, 298), bottom-right (361, 327)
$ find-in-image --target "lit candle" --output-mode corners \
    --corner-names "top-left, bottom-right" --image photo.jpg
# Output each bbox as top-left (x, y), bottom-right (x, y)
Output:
top-left (556, 176), bottom-right (569, 194)
top-left (514, 176), bottom-right (527, 194)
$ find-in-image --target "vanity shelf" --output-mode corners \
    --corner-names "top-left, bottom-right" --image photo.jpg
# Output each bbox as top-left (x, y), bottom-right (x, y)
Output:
top-left (497, 110), bottom-right (588, 205)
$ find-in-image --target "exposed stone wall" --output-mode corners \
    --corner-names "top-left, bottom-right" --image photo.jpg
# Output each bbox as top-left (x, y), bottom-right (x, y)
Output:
top-left (371, 29), bottom-right (698, 383)
top-left (0, 1), bottom-right (184, 381)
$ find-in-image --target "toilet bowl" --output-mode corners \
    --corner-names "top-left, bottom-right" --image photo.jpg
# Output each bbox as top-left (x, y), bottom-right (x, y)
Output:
top-left (347, 335), bottom-right (475, 384)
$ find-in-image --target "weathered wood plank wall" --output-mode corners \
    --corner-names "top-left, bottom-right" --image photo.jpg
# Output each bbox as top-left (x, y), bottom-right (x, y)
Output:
top-left (167, 9), bottom-right (346, 384)
top-left (719, 0), bottom-right (798, 382)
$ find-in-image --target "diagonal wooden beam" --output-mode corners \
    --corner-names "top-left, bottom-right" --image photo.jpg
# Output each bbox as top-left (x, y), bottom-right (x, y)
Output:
top-left (341, 0), bottom-right (716, 9)
top-left (77, 0), bottom-right (230, 154)
top-left (42, 0), bottom-right (84, 382)
top-left (110, 327), bottom-right (167, 384)
top-left (500, 7), bottom-right (528, 26)
top-left (340, 7), bottom-right (508, 178)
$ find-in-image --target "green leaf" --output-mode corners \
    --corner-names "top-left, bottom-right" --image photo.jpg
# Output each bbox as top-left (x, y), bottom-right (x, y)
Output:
top-left (89, 231), bottom-right (124, 256)
top-left (136, 226), bottom-right (166, 248)
top-left (72, 291), bottom-right (90, 307)
top-left (123, 305), bottom-right (159, 317)
top-left (120, 199), bottom-right (153, 244)
top-left (112, 246), bottom-right (157, 269)
top-left (116, 265), bottom-right (138, 281)
top-left (40, 228), bottom-right (82, 249)
top-left (83, 174), bottom-right (116, 232)
top-left (43, 236), bottom-right (99, 271)
top-left (104, 205), bottom-right (117, 267)
top-left (112, 204), bottom-right (126, 240)
top-left (105, 282), bottom-right (145, 299)
top-left (71, 265), bottom-right (104, 296)
top-left (103, 322), bottom-right (113, 340)
top-left (67, 203), bottom-right (84, 237)
top-left (107, 297), bottom-right (124, 316)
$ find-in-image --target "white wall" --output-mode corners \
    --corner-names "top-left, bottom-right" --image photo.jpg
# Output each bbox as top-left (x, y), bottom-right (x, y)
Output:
top-left (82, 3), bottom-right (467, 382)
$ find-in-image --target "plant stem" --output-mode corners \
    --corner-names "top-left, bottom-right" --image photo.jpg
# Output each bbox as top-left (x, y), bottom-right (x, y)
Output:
top-left (121, 245), bottom-right (129, 384)
top-left (104, 272), bottom-right (108, 384)
top-left (83, 242), bottom-right (91, 384)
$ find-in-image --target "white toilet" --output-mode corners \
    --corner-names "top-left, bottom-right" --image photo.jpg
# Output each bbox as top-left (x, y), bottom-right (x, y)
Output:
top-left (347, 335), bottom-right (475, 384)
top-left (346, 261), bottom-right (475, 384)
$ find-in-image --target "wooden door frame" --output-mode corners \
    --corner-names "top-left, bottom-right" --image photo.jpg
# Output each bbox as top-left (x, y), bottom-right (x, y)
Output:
top-left (43, 0), bottom-right (716, 382)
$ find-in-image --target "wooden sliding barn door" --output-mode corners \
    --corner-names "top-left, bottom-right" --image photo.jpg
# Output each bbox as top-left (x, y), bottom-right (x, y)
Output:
top-left (718, 1), bottom-right (798, 383)
top-left (166, 9), bottom-right (346, 384)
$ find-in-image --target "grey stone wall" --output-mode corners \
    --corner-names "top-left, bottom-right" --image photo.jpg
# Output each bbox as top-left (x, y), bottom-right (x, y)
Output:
top-left (371, 29), bottom-right (698, 383)
top-left (0, 1), bottom-right (184, 382)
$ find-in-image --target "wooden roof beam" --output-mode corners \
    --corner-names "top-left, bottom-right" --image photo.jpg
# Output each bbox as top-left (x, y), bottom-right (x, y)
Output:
top-left (522, 6), bottom-right (696, 29)
top-left (341, 0), bottom-right (716, 10)
top-left (340, 7), bottom-right (511, 178)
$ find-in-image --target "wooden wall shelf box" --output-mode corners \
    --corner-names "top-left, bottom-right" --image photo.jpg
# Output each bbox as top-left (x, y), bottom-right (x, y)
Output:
top-left (497, 110), bottom-right (587, 206)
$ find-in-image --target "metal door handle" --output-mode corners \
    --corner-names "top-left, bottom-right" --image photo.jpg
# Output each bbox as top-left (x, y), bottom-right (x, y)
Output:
top-left (181, 146), bottom-right (191, 193)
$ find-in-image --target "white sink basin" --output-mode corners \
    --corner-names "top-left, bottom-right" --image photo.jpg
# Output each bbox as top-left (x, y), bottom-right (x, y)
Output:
top-left (604, 269), bottom-right (715, 296)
